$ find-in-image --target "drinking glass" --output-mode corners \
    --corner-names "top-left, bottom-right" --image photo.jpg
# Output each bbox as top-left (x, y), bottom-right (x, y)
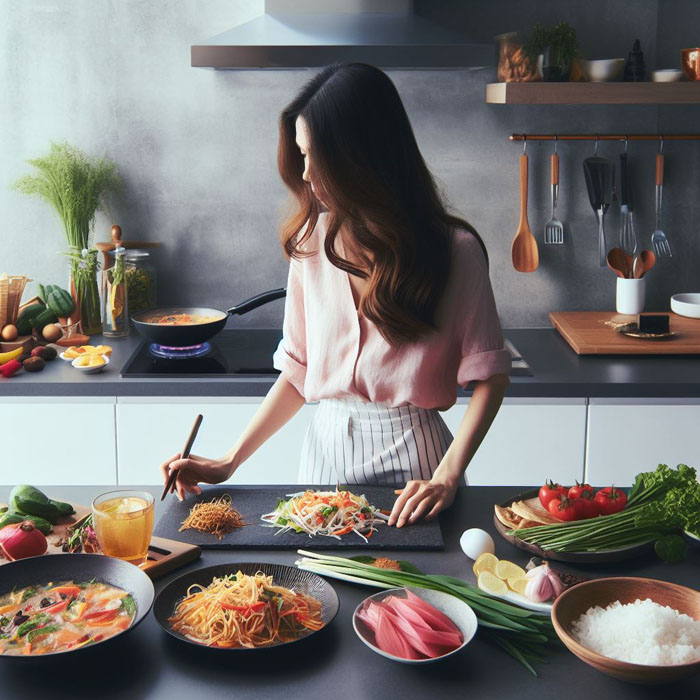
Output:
top-left (92, 490), bottom-right (155, 566)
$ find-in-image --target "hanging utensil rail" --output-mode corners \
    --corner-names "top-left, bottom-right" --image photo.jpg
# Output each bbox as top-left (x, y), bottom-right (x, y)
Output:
top-left (510, 133), bottom-right (700, 142)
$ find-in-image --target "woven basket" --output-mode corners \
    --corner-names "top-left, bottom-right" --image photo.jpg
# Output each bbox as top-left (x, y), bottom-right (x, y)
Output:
top-left (0, 275), bottom-right (31, 327)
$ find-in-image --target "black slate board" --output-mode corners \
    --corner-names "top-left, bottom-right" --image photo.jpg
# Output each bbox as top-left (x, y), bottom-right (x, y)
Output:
top-left (154, 485), bottom-right (444, 550)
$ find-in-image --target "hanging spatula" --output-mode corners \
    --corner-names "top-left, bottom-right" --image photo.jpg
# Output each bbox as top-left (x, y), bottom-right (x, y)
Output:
top-left (583, 155), bottom-right (614, 266)
top-left (511, 153), bottom-right (539, 272)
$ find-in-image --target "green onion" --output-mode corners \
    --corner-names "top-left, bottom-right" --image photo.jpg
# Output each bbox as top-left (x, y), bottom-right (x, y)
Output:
top-left (296, 550), bottom-right (556, 676)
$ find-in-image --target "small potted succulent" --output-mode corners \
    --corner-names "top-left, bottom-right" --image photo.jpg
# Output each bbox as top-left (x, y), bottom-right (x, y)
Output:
top-left (525, 22), bottom-right (579, 82)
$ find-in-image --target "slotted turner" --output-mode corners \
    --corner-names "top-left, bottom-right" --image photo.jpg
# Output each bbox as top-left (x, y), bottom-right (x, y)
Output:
top-left (544, 152), bottom-right (563, 244)
top-left (511, 153), bottom-right (539, 272)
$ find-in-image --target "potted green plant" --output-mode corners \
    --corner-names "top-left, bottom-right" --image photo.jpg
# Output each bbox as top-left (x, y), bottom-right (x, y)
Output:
top-left (12, 142), bottom-right (121, 335)
top-left (525, 22), bottom-right (579, 82)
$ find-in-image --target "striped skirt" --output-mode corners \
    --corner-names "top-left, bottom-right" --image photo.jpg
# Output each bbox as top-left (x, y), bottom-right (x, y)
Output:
top-left (298, 399), bottom-right (454, 487)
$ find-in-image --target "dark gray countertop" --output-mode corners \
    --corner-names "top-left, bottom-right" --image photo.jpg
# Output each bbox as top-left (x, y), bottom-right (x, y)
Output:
top-left (0, 485), bottom-right (697, 700)
top-left (4, 328), bottom-right (700, 398)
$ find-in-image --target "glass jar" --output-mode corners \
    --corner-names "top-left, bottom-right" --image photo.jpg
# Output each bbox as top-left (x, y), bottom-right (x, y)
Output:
top-left (124, 250), bottom-right (157, 318)
top-left (102, 247), bottom-right (129, 337)
top-left (495, 32), bottom-right (538, 83)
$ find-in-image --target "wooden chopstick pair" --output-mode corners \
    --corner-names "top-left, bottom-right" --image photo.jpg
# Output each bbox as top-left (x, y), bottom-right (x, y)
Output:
top-left (160, 414), bottom-right (203, 501)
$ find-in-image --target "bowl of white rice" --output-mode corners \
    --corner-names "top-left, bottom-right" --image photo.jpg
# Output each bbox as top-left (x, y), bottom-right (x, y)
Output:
top-left (551, 577), bottom-right (700, 684)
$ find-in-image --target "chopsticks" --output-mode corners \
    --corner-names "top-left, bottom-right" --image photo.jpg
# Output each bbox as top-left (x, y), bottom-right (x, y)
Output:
top-left (161, 413), bottom-right (203, 501)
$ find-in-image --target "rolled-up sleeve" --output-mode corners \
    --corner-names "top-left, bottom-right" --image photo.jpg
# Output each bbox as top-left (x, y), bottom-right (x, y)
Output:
top-left (456, 241), bottom-right (511, 387)
top-left (273, 257), bottom-right (307, 396)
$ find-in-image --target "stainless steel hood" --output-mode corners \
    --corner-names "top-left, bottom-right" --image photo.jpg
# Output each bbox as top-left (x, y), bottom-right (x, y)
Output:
top-left (191, 0), bottom-right (493, 69)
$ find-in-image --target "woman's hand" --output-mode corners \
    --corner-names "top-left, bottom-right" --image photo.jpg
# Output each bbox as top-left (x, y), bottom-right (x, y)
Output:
top-left (159, 453), bottom-right (234, 501)
top-left (388, 476), bottom-right (458, 528)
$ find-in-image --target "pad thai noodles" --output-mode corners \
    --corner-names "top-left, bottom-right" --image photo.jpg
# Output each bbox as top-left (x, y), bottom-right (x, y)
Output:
top-left (167, 571), bottom-right (323, 648)
top-left (260, 489), bottom-right (386, 542)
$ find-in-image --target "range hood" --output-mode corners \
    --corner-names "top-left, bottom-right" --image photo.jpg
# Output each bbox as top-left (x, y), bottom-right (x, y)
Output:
top-left (191, 0), bottom-right (493, 69)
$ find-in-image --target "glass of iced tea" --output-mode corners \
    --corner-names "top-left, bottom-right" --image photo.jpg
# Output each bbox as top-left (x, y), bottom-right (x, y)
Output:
top-left (92, 490), bottom-right (155, 566)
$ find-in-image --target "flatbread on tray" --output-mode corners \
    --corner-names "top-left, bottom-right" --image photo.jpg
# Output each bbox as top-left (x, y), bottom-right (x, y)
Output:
top-left (494, 505), bottom-right (540, 530)
top-left (509, 497), bottom-right (560, 526)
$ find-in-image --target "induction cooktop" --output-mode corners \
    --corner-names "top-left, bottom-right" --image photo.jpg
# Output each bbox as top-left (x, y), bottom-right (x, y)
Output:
top-left (120, 329), bottom-right (283, 378)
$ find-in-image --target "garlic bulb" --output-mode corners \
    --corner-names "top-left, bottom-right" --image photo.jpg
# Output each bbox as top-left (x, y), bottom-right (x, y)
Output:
top-left (524, 563), bottom-right (564, 603)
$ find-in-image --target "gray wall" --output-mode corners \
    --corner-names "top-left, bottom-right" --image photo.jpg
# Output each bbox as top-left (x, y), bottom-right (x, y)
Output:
top-left (2, 0), bottom-right (699, 329)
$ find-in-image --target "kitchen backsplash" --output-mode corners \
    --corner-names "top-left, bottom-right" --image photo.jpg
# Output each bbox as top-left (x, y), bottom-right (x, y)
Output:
top-left (2, 0), bottom-right (699, 328)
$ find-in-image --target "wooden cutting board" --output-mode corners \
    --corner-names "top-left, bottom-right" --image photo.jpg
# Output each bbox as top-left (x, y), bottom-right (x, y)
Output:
top-left (550, 311), bottom-right (700, 354)
top-left (0, 502), bottom-right (201, 580)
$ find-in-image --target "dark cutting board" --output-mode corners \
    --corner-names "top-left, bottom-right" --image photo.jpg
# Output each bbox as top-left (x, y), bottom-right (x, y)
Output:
top-left (153, 485), bottom-right (444, 550)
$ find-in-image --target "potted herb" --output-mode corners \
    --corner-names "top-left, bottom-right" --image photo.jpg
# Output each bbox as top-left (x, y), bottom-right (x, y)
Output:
top-left (524, 22), bottom-right (579, 82)
top-left (12, 142), bottom-right (121, 335)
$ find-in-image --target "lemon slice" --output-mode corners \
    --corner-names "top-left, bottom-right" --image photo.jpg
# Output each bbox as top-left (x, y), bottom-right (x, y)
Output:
top-left (495, 560), bottom-right (527, 581)
top-left (507, 576), bottom-right (530, 596)
top-left (478, 571), bottom-right (508, 596)
top-left (473, 552), bottom-right (499, 577)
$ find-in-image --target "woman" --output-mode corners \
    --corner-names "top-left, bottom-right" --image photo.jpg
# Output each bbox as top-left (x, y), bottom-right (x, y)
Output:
top-left (160, 63), bottom-right (510, 527)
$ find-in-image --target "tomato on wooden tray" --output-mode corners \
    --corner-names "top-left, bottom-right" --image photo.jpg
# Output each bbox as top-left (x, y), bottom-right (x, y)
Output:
top-left (547, 497), bottom-right (579, 522)
top-left (594, 486), bottom-right (627, 515)
top-left (538, 481), bottom-right (569, 510)
top-left (568, 481), bottom-right (595, 501)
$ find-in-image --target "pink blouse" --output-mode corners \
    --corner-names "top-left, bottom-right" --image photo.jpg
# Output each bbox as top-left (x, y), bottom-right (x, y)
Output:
top-left (273, 215), bottom-right (511, 410)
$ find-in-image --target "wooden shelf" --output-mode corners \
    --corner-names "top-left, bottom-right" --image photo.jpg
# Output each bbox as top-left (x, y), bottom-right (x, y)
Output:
top-left (486, 81), bottom-right (700, 104)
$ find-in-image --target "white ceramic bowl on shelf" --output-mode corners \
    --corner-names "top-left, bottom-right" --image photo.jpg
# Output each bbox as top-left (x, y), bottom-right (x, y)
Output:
top-left (652, 68), bottom-right (683, 82)
top-left (671, 293), bottom-right (700, 319)
top-left (581, 58), bottom-right (625, 82)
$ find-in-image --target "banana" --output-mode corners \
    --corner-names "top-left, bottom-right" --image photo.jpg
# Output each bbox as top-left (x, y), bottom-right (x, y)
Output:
top-left (0, 347), bottom-right (24, 365)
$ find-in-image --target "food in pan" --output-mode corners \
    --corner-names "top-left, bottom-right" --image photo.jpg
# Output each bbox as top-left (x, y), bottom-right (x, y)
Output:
top-left (179, 494), bottom-right (246, 540)
top-left (0, 580), bottom-right (136, 656)
top-left (167, 571), bottom-right (323, 648)
top-left (261, 489), bottom-right (385, 542)
top-left (142, 312), bottom-right (223, 326)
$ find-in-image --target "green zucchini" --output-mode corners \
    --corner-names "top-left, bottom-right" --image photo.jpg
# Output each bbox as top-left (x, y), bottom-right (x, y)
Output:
top-left (0, 511), bottom-right (52, 535)
top-left (9, 485), bottom-right (74, 524)
top-left (29, 308), bottom-right (58, 330)
top-left (46, 285), bottom-right (74, 317)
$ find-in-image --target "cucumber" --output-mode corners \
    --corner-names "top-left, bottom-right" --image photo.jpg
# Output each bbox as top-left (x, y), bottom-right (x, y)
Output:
top-left (0, 511), bottom-right (52, 535)
top-left (29, 308), bottom-right (58, 330)
top-left (15, 304), bottom-right (46, 335)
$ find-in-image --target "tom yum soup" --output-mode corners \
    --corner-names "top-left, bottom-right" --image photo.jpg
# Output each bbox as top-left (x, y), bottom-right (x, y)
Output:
top-left (0, 581), bottom-right (136, 656)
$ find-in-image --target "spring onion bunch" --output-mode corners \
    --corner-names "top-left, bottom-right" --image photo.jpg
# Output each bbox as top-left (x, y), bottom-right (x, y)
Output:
top-left (509, 464), bottom-right (700, 560)
top-left (296, 550), bottom-right (556, 675)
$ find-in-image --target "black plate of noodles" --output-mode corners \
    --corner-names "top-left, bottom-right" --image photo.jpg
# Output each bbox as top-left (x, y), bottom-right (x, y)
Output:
top-left (154, 562), bottom-right (339, 651)
top-left (0, 554), bottom-right (154, 660)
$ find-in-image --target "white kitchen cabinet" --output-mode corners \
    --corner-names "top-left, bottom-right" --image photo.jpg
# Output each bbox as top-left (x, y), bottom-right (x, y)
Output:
top-left (0, 397), bottom-right (117, 485)
top-left (116, 398), bottom-right (317, 485)
top-left (440, 398), bottom-right (587, 486)
top-left (586, 399), bottom-right (700, 486)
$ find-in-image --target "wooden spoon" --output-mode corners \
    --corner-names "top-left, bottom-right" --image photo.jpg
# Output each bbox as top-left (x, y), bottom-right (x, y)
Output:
top-left (607, 247), bottom-right (631, 278)
top-left (633, 249), bottom-right (656, 278)
top-left (511, 153), bottom-right (539, 272)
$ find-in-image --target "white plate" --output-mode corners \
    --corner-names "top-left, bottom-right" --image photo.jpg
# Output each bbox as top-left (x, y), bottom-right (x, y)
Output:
top-left (71, 354), bottom-right (109, 374)
top-left (59, 351), bottom-right (76, 361)
top-left (484, 588), bottom-right (553, 614)
top-left (353, 587), bottom-right (477, 665)
top-left (671, 293), bottom-right (700, 319)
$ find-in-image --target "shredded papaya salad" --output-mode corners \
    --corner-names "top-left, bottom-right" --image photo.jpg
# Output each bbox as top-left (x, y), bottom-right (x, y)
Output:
top-left (261, 489), bottom-right (387, 542)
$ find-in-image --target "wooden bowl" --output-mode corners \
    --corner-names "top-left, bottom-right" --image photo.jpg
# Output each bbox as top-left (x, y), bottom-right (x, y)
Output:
top-left (552, 577), bottom-right (700, 684)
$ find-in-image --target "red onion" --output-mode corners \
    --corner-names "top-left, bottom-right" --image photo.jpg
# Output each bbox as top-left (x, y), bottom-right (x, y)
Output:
top-left (0, 521), bottom-right (47, 561)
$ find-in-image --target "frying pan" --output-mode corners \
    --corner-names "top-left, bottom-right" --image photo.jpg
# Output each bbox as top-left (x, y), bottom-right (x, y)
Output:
top-left (131, 287), bottom-right (286, 347)
top-left (0, 553), bottom-right (154, 660)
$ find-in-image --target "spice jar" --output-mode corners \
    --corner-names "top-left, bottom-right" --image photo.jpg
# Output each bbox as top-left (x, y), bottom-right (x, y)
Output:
top-left (125, 250), bottom-right (157, 317)
top-left (102, 247), bottom-right (129, 338)
top-left (495, 32), bottom-right (539, 83)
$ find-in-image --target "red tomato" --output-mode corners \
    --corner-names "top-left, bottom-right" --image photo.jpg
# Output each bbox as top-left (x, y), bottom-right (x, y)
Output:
top-left (547, 497), bottom-right (579, 521)
top-left (594, 486), bottom-right (627, 515)
top-left (568, 481), bottom-right (595, 501)
top-left (539, 480), bottom-right (569, 510)
top-left (572, 490), bottom-right (598, 519)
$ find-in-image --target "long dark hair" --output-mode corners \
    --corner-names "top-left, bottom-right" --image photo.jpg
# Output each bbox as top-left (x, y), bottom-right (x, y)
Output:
top-left (278, 62), bottom-right (485, 345)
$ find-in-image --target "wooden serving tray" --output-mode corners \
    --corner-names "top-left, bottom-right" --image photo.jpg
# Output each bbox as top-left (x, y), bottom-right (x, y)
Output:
top-left (550, 311), bottom-right (700, 354)
top-left (493, 489), bottom-right (654, 564)
top-left (0, 502), bottom-right (201, 580)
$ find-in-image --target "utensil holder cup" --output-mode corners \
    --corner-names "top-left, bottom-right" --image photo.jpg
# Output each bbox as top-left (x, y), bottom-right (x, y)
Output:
top-left (616, 278), bottom-right (646, 315)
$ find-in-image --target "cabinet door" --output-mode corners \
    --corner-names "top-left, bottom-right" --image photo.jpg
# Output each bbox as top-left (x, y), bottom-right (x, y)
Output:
top-left (116, 398), bottom-right (317, 485)
top-left (0, 397), bottom-right (117, 485)
top-left (440, 399), bottom-right (586, 486)
top-left (587, 400), bottom-right (700, 486)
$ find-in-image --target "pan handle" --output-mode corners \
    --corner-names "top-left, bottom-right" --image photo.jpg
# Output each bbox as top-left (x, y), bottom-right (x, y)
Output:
top-left (227, 288), bottom-right (287, 316)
